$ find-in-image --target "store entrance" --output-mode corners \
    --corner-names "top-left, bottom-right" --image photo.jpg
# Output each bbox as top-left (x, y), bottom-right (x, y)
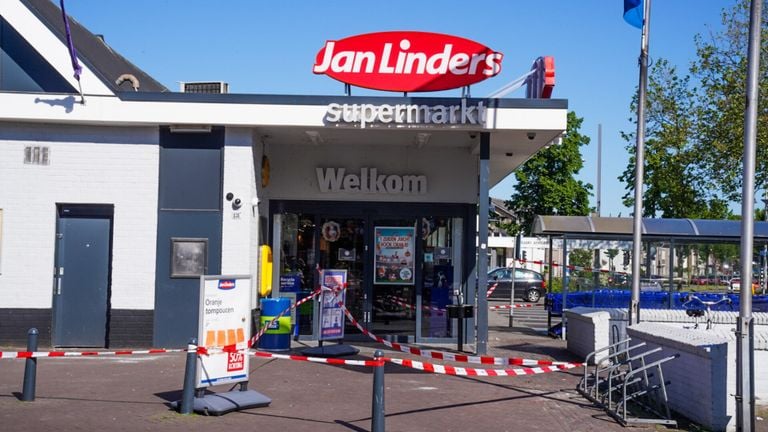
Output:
top-left (272, 201), bottom-right (469, 343)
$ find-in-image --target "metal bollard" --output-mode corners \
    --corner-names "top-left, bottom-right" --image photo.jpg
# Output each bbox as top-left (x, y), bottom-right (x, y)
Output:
top-left (179, 338), bottom-right (198, 414)
top-left (21, 328), bottom-right (38, 402)
top-left (371, 350), bottom-right (385, 432)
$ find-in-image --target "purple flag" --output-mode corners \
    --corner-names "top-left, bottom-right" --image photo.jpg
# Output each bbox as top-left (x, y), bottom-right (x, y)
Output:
top-left (59, 0), bottom-right (82, 81)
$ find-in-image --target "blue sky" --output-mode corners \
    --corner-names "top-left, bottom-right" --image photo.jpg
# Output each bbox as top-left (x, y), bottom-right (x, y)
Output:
top-left (63, 0), bottom-right (733, 217)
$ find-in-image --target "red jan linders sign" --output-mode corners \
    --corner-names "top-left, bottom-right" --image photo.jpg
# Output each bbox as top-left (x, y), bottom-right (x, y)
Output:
top-left (313, 31), bottom-right (503, 92)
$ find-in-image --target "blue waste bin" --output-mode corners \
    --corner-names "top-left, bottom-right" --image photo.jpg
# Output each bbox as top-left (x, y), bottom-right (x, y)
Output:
top-left (259, 297), bottom-right (292, 351)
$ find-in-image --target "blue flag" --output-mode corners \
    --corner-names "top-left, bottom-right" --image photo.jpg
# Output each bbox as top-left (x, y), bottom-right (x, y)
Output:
top-left (623, 0), bottom-right (643, 29)
top-left (59, 0), bottom-right (82, 81)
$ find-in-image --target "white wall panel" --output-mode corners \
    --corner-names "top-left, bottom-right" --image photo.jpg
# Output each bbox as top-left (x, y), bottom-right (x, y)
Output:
top-left (0, 123), bottom-right (158, 309)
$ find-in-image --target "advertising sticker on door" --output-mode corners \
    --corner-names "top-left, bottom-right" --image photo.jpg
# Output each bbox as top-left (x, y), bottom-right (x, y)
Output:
top-left (374, 227), bottom-right (416, 285)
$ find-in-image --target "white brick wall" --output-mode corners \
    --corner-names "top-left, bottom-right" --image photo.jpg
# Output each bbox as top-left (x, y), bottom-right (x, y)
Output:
top-left (565, 308), bottom-right (611, 364)
top-left (0, 123), bottom-right (159, 310)
top-left (627, 324), bottom-right (732, 431)
top-left (569, 313), bottom-right (768, 431)
top-left (221, 128), bottom-right (258, 307)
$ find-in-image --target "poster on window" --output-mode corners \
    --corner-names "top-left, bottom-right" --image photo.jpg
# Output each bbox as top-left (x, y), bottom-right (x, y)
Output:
top-left (318, 269), bottom-right (347, 340)
top-left (374, 226), bottom-right (416, 285)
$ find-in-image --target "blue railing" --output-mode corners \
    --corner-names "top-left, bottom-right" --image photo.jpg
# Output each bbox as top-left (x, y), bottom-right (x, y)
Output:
top-left (546, 289), bottom-right (768, 314)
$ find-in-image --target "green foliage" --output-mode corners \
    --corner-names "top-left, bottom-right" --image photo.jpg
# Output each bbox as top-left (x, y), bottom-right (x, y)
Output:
top-left (569, 249), bottom-right (594, 272)
top-left (504, 111), bottom-right (593, 234)
top-left (621, 0), bottom-right (768, 216)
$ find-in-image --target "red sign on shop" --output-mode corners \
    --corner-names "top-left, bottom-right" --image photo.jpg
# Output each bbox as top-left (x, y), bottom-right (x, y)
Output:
top-left (313, 31), bottom-right (503, 92)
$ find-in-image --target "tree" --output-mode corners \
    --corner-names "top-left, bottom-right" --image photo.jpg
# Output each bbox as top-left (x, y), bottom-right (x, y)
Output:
top-left (620, 59), bottom-right (729, 219)
top-left (503, 111), bottom-right (592, 234)
top-left (606, 249), bottom-right (620, 273)
top-left (620, 0), bottom-right (767, 218)
top-left (690, 0), bottom-right (768, 201)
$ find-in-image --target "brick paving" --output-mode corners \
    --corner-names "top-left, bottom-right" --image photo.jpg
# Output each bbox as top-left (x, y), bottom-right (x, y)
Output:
top-left (0, 320), bottom-right (765, 431)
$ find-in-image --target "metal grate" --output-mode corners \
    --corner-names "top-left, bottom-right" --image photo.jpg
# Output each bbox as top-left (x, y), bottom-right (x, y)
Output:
top-left (180, 81), bottom-right (229, 94)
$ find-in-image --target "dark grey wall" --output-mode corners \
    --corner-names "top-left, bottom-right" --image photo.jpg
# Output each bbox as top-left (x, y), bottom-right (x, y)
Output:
top-left (109, 310), bottom-right (154, 348)
top-left (0, 309), bottom-right (52, 347)
top-left (153, 127), bottom-right (223, 348)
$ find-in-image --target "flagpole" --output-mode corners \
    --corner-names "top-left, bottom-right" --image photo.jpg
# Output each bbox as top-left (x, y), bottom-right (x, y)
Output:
top-left (736, 1), bottom-right (761, 429)
top-left (628, 0), bottom-right (651, 327)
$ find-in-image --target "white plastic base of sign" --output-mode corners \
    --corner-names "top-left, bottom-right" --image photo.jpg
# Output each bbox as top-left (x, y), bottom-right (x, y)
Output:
top-left (173, 390), bottom-right (271, 416)
top-left (301, 344), bottom-right (360, 358)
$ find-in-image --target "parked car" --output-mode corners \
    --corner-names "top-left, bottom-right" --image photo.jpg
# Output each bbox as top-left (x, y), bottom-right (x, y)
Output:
top-left (487, 268), bottom-right (546, 302)
top-left (728, 278), bottom-right (758, 294)
top-left (640, 279), bottom-right (663, 292)
top-left (691, 275), bottom-right (709, 285)
top-left (608, 274), bottom-right (630, 287)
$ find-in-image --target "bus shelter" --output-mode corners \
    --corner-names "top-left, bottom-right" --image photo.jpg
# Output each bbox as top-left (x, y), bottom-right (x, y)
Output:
top-left (531, 215), bottom-right (768, 334)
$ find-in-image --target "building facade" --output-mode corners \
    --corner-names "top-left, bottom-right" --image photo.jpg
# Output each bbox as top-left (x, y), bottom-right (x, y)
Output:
top-left (0, 0), bottom-right (567, 347)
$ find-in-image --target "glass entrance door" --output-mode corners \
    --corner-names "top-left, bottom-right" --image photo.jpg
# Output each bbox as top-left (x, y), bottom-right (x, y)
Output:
top-left (315, 217), bottom-right (366, 337)
top-left (273, 202), bottom-right (468, 343)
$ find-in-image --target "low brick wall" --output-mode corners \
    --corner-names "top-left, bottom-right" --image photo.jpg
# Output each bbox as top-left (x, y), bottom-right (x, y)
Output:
top-left (627, 324), bottom-right (733, 431)
top-left (566, 310), bottom-right (768, 431)
top-left (565, 308), bottom-right (610, 364)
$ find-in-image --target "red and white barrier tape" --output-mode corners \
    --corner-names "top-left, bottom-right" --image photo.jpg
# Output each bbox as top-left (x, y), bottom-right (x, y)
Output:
top-left (0, 348), bottom-right (185, 359)
top-left (386, 358), bottom-right (580, 376)
top-left (247, 288), bottom-right (323, 348)
top-left (385, 295), bottom-right (446, 315)
top-left (486, 282), bottom-right (499, 297)
top-left (251, 350), bottom-right (382, 367)
top-left (513, 258), bottom-right (629, 276)
top-left (341, 306), bottom-right (571, 367)
top-left (488, 303), bottom-right (544, 310)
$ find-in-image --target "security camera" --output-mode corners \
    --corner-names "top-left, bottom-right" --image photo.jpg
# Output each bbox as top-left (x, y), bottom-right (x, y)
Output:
top-left (232, 198), bottom-right (242, 210)
top-left (469, 132), bottom-right (478, 139)
top-left (527, 132), bottom-right (536, 140)
top-left (225, 192), bottom-right (234, 201)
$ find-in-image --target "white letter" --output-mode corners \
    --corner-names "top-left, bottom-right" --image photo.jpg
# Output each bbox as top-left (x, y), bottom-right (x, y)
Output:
top-left (353, 51), bottom-right (376, 73)
top-left (361, 104), bottom-right (378, 129)
top-left (343, 174), bottom-right (360, 191)
top-left (402, 175), bottom-right (427, 194)
top-left (379, 105), bottom-right (393, 123)
top-left (426, 44), bottom-right (452, 75)
top-left (316, 168), bottom-right (345, 192)
top-left (379, 43), bottom-right (395, 73)
top-left (331, 51), bottom-right (355, 73)
top-left (431, 105), bottom-right (448, 124)
top-left (313, 41), bottom-right (335, 73)
top-left (385, 175), bottom-right (402, 193)
top-left (326, 103), bottom-right (341, 122)
top-left (448, 53), bottom-right (469, 75)
top-left (405, 52), bottom-right (427, 74)
top-left (483, 53), bottom-right (503, 76)
top-left (468, 53), bottom-right (486, 75)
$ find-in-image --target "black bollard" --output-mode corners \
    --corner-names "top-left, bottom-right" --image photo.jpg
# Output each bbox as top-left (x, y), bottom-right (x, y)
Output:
top-left (21, 328), bottom-right (38, 402)
top-left (179, 338), bottom-right (198, 414)
top-left (371, 350), bottom-right (385, 432)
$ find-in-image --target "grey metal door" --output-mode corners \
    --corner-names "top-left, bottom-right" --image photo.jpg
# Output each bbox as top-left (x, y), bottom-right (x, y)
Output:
top-left (53, 205), bottom-right (113, 347)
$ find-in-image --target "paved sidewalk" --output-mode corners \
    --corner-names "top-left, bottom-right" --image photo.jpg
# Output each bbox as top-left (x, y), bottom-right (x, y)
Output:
top-left (1, 324), bottom-right (765, 431)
